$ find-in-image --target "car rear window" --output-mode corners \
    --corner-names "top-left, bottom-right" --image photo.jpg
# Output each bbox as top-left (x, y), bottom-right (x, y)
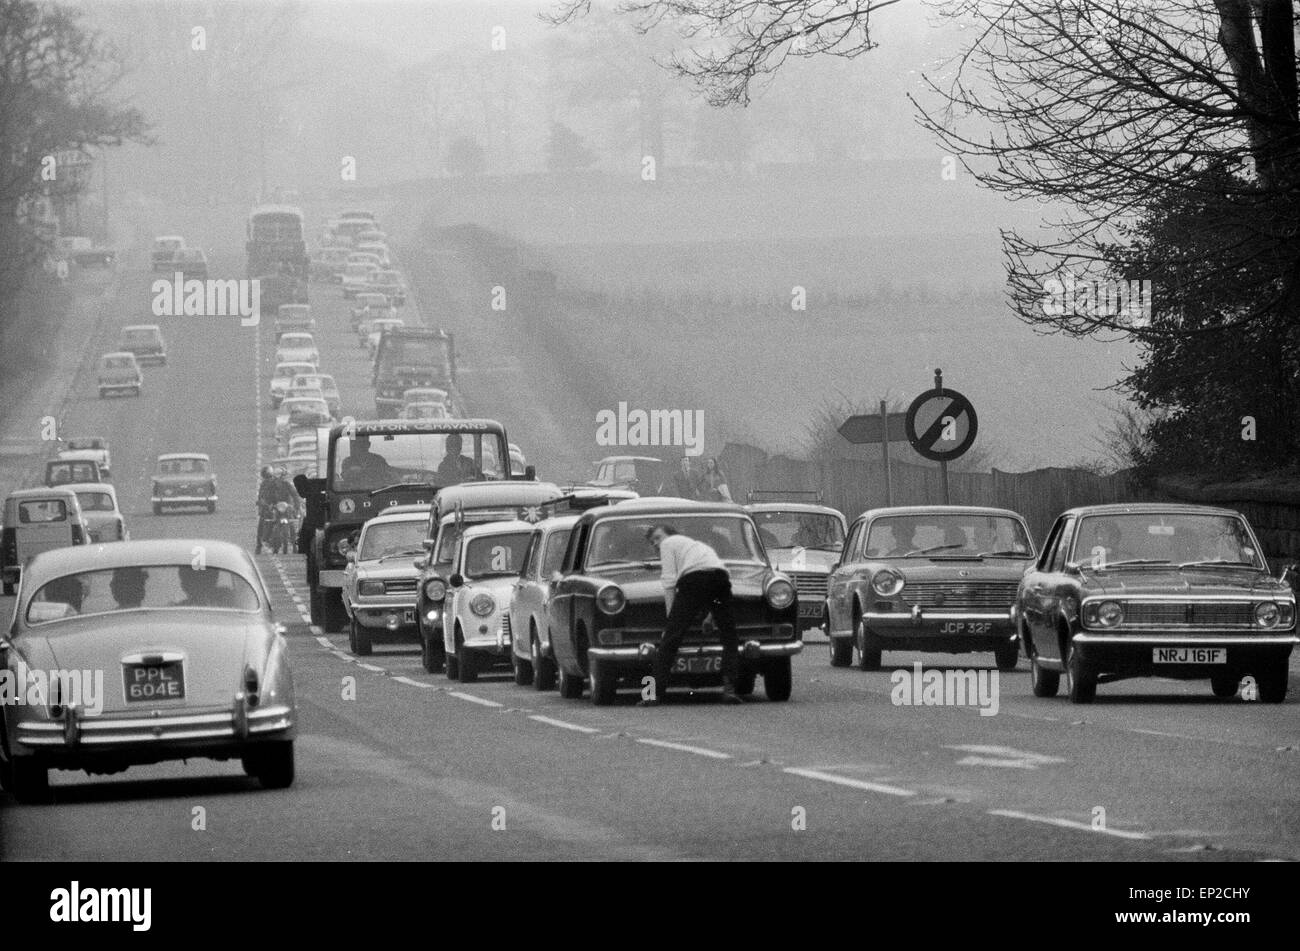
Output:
top-left (18, 500), bottom-right (68, 523)
top-left (75, 492), bottom-right (115, 512)
top-left (27, 565), bottom-right (260, 624)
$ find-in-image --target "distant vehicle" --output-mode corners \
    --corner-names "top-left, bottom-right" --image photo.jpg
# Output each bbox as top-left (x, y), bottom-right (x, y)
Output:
top-left (246, 204), bottom-right (307, 279)
top-left (356, 229), bottom-right (387, 245)
top-left (0, 487), bottom-right (88, 595)
top-left (97, 352), bottom-right (143, 398)
top-left (399, 401), bottom-right (448, 421)
top-left (350, 293), bottom-right (394, 331)
top-left (66, 482), bottom-right (127, 543)
top-left (274, 304), bottom-right (314, 339)
top-left (366, 268), bottom-right (406, 306)
top-left (372, 328), bottom-right (457, 418)
top-left (283, 383), bottom-right (326, 406)
top-left (341, 506), bottom-right (430, 655)
top-left (151, 235), bottom-right (185, 271)
top-left (589, 456), bottom-right (668, 496)
top-left (276, 397), bottom-right (331, 449)
top-left (827, 506), bottom-right (1035, 671)
top-left (150, 453), bottom-right (218, 515)
top-left (60, 437), bottom-right (111, 476)
top-left (508, 514), bottom-right (581, 690)
top-left (172, 247), bottom-right (208, 279)
top-left (255, 272), bottom-right (308, 314)
top-left (270, 361), bottom-right (316, 407)
top-left (1017, 503), bottom-right (1297, 703)
top-left (0, 539), bottom-right (296, 802)
top-left (341, 261), bottom-right (379, 298)
top-left (355, 242), bottom-right (390, 267)
top-left (442, 520), bottom-right (536, 682)
top-left (311, 246), bottom-right (351, 281)
top-left (60, 236), bottom-right (115, 269)
top-left (291, 373), bottom-right (340, 417)
top-left (44, 458), bottom-right (105, 487)
top-left (745, 497), bottom-right (848, 636)
top-left (364, 317), bottom-right (405, 354)
top-left (51, 448), bottom-right (109, 481)
top-left (275, 332), bottom-right (319, 368)
top-left (286, 432), bottom-right (318, 459)
top-left (401, 387), bottom-right (454, 415)
top-left (272, 455), bottom-right (317, 481)
top-left (117, 324), bottom-right (166, 366)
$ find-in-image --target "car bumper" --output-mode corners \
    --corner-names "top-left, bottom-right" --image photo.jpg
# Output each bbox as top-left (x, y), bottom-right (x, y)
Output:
top-left (350, 598), bottom-right (419, 632)
top-left (152, 493), bottom-right (217, 504)
top-left (589, 634), bottom-right (803, 662)
top-left (859, 610), bottom-right (1016, 648)
top-left (1072, 631), bottom-right (1297, 670)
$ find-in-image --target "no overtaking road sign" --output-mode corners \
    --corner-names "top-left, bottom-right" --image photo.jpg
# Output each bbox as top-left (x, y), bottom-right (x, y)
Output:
top-left (905, 374), bottom-right (978, 463)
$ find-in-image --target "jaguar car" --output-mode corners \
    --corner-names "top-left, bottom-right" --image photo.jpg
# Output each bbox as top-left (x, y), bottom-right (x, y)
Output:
top-left (746, 496), bottom-right (848, 635)
top-left (826, 506), bottom-right (1036, 670)
top-left (341, 506), bottom-right (430, 656)
top-left (117, 324), bottom-right (167, 366)
top-left (548, 499), bottom-right (803, 705)
top-left (0, 539), bottom-right (296, 803)
top-left (442, 520), bottom-right (536, 682)
top-left (1017, 503), bottom-right (1297, 703)
top-left (151, 453), bottom-right (218, 514)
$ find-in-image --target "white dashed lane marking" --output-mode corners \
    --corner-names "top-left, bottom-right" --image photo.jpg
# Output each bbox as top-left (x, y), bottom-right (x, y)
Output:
top-left (447, 691), bottom-right (504, 708)
top-left (988, 809), bottom-right (1152, 841)
top-left (636, 738), bottom-right (732, 760)
top-left (782, 767), bottom-right (916, 798)
top-left (528, 715), bottom-right (601, 734)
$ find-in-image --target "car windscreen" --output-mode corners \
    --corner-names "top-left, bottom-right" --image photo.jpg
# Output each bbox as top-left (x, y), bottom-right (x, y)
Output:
top-left (1069, 513), bottom-right (1263, 568)
top-left (158, 458), bottom-right (208, 475)
top-left (587, 515), bottom-right (765, 568)
top-left (751, 510), bottom-right (845, 551)
top-left (865, 514), bottom-right (1032, 558)
top-left (461, 532), bottom-right (533, 579)
top-left (358, 520), bottom-right (427, 562)
top-left (26, 565), bottom-right (260, 624)
top-left (102, 356), bottom-right (135, 369)
top-left (75, 491), bottom-right (115, 512)
top-left (330, 431), bottom-right (508, 491)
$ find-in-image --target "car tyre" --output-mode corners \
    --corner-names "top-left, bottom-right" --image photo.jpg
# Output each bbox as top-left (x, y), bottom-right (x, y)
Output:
top-left (513, 650), bottom-right (534, 686)
top-left (855, 618), bottom-right (882, 671)
top-left (1257, 662), bottom-right (1288, 703)
top-left (532, 631), bottom-right (557, 691)
top-left (763, 657), bottom-right (793, 702)
top-left (589, 657), bottom-right (616, 706)
top-left (323, 590), bottom-right (348, 633)
top-left (420, 627), bottom-right (445, 673)
top-left (558, 665), bottom-right (585, 700)
top-left (11, 757), bottom-right (50, 804)
top-left (1030, 654), bottom-right (1061, 697)
top-left (994, 639), bottom-right (1020, 671)
top-left (456, 632), bottom-right (477, 683)
top-left (1210, 674), bottom-right (1239, 698)
top-left (1067, 646), bottom-right (1097, 704)
top-left (350, 616), bottom-right (372, 656)
top-left (245, 741), bottom-right (294, 789)
top-left (829, 635), bottom-right (853, 668)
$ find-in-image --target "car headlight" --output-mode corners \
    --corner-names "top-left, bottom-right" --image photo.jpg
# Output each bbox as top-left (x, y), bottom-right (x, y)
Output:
top-left (1097, 600), bottom-right (1123, 627)
top-left (358, 580), bottom-right (385, 597)
top-left (596, 584), bottom-right (625, 614)
top-left (470, 592), bottom-right (495, 617)
top-left (765, 577), bottom-right (796, 610)
top-left (423, 578), bottom-right (447, 601)
top-left (1254, 601), bottom-right (1280, 628)
top-left (871, 570), bottom-right (904, 597)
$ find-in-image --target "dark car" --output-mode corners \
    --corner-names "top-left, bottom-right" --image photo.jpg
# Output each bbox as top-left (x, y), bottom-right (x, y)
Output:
top-left (825, 506), bottom-right (1036, 670)
top-left (1016, 504), bottom-right (1297, 703)
top-left (547, 499), bottom-right (802, 705)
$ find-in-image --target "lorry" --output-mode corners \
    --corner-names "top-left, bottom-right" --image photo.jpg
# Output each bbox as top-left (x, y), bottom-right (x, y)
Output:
top-left (371, 327), bottom-right (459, 418)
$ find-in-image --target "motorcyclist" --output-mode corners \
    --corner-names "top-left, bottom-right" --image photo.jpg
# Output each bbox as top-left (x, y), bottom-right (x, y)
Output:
top-left (256, 465), bottom-right (298, 554)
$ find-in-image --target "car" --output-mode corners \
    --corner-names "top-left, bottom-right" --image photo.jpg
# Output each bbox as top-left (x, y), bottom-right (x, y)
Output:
top-left (366, 269), bottom-right (406, 306)
top-left (364, 317), bottom-right (405, 354)
top-left (826, 505), bottom-right (1035, 671)
top-left (173, 247), bottom-right (208, 279)
top-left (60, 437), bottom-right (111, 477)
top-left (355, 242), bottom-right (390, 267)
top-left (508, 515), bottom-right (581, 689)
top-left (401, 387), bottom-right (454, 414)
top-left (0, 539), bottom-right (296, 802)
top-left (97, 352), bottom-right (143, 398)
top-left (548, 498), bottom-right (803, 704)
top-left (356, 229), bottom-right (388, 245)
top-left (117, 324), bottom-right (167, 366)
top-left (341, 507), bottom-right (431, 655)
top-left (589, 456), bottom-right (669, 496)
top-left (1017, 503), bottom-right (1298, 703)
top-left (270, 361), bottom-right (316, 407)
top-left (357, 310), bottom-right (401, 344)
top-left (275, 332), bottom-right (319, 368)
top-left (0, 487), bottom-right (89, 595)
top-left (286, 432), bottom-right (319, 459)
top-left (399, 401), bottom-right (448, 421)
top-left (283, 383), bottom-right (326, 405)
top-left (745, 495), bottom-right (848, 636)
top-left (441, 520), bottom-right (537, 682)
top-left (341, 261), bottom-right (379, 298)
top-left (290, 373), bottom-right (340, 417)
top-left (150, 235), bottom-right (185, 271)
top-left (274, 303), bottom-right (315, 339)
top-left (311, 246), bottom-right (351, 281)
top-left (66, 483), bottom-right (127, 543)
top-left (44, 457), bottom-right (105, 487)
top-left (150, 453), bottom-right (218, 515)
top-left (275, 397), bottom-right (331, 448)
top-left (350, 292), bottom-right (394, 329)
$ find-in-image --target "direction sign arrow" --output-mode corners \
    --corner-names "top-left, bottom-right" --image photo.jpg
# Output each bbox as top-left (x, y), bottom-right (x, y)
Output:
top-left (837, 412), bottom-right (908, 445)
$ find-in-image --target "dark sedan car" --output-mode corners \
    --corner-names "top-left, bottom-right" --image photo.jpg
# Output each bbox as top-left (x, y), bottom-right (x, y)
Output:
top-left (547, 499), bottom-right (802, 705)
top-left (1016, 503), bottom-right (1297, 703)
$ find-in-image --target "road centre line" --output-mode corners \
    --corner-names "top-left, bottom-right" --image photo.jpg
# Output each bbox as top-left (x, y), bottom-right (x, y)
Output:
top-left (988, 809), bottom-right (1152, 840)
top-left (782, 767), bottom-right (915, 798)
top-left (637, 738), bottom-right (732, 760)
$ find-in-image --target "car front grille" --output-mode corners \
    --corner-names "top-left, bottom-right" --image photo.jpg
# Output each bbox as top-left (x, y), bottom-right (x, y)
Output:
top-left (384, 579), bottom-right (417, 594)
top-left (788, 570), bottom-right (828, 601)
top-left (903, 581), bottom-right (1019, 610)
top-left (1120, 601), bottom-right (1257, 629)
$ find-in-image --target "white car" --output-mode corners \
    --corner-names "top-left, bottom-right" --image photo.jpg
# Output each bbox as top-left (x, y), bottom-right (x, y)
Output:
top-left (399, 401), bottom-right (448, 421)
top-left (362, 316), bottom-right (404, 351)
top-left (60, 437), bottom-right (111, 477)
top-left (341, 261), bottom-right (379, 298)
top-left (355, 242), bottom-right (390, 267)
top-left (275, 332), bottom-right (319, 368)
top-left (291, 373), bottom-right (340, 417)
top-left (151, 235), bottom-right (185, 271)
top-left (402, 387), bottom-right (453, 414)
top-left (66, 482), bottom-right (128, 543)
top-left (287, 432), bottom-right (318, 458)
top-left (341, 507), bottom-right (430, 655)
top-left (443, 520), bottom-right (537, 683)
top-left (270, 361), bottom-right (316, 406)
top-left (275, 397), bottom-right (331, 447)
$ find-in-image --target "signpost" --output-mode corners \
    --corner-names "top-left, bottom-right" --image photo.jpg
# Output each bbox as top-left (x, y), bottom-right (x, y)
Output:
top-left (905, 369), bottom-right (978, 504)
top-left (837, 402), bottom-right (908, 505)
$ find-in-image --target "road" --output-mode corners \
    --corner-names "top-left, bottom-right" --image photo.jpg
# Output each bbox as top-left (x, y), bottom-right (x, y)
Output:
top-left (1, 241), bottom-right (1297, 862)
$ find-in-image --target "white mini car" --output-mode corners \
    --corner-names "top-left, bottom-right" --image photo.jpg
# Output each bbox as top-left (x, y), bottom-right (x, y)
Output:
top-left (443, 520), bottom-right (537, 683)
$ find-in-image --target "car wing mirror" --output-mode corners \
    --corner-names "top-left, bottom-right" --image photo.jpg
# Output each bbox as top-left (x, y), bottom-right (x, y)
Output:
top-left (449, 572), bottom-right (464, 587)
top-left (1280, 563), bottom-right (1297, 587)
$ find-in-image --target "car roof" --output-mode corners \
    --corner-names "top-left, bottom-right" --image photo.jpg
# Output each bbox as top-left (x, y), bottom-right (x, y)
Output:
top-left (853, 505), bottom-right (1028, 522)
top-left (747, 502), bottom-right (846, 518)
top-left (460, 519), bottom-right (537, 539)
top-left (65, 482), bottom-right (118, 497)
top-left (20, 538), bottom-right (255, 592)
top-left (275, 361), bottom-right (314, 370)
top-left (157, 452), bottom-right (210, 461)
top-left (436, 481), bottom-right (564, 509)
top-left (364, 508), bottom-right (430, 526)
top-left (6, 486), bottom-right (81, 501)
top-left (577, 498), bottom-right (750, 525)
top-left (64, 437), bottom-right (107, 445)
top-left (55, 449), bottom-right (102, 460)
top-left (1061, 502), bottom-right (1244, 519)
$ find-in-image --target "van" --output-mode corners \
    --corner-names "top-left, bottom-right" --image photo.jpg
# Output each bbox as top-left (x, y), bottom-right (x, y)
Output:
top-left (1, 487), bottom-right (88, 595)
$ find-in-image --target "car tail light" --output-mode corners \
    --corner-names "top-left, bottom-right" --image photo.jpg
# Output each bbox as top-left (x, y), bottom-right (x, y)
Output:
top-left (71, 524), bottom-right (86, 545)
top-left (243, 665), bottom-right (260, 707)
top-left (1, 527), bottom-right (16, 565)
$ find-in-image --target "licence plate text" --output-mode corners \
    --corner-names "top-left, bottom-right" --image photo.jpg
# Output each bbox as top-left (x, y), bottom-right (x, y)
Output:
top-left (123, 661), bottom-right (186, 701)
top-left (1153, 648), bottom-right (1226, 664)
top-left (673, 656), bottom-right (722, 674)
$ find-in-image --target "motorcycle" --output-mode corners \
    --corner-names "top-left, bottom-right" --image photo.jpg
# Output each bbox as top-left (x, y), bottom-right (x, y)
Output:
top-left (269, 501), bottom-right (296, 555)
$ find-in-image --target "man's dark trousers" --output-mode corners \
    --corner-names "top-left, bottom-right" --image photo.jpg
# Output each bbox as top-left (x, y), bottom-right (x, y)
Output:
top-left (652, 568), bottom-right (739, 699)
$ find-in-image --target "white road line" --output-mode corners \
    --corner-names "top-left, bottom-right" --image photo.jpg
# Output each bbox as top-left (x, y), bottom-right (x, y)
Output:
top-left (392, 676), bottom-right (437, 689)
top-left (782, 767), bottom-right (916, 797)
top-left (356, 663), bottom-right (386, 673)
top-left (314, 636), bottom-right (333, 647)
top-left (447, 691), bottom-right (503, 708)
top-left (988, 809), bottom-right (1152, 841)
top-left (528, 715), bottom-right (601, 734)
top-left (637, 738), bottom-right (732, 760)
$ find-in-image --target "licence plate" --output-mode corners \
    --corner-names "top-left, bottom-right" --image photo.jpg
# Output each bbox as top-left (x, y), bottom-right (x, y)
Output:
top-left (798, 603), bottom-right (821, 618)
top-left (673, 656), bottom-right (722, 674)
top-left (939, 622), bottom-right (993, 634)
top-left (403, 608), bottom-right (415, 624)
top-left (123, 660), bottom-right (186, 702)
top-left (1153, 648), bottom-right (1226, 664)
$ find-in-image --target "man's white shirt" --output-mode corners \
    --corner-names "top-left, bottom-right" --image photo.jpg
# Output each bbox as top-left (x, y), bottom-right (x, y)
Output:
top-left (658, 534), bottom-right (726, 592)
